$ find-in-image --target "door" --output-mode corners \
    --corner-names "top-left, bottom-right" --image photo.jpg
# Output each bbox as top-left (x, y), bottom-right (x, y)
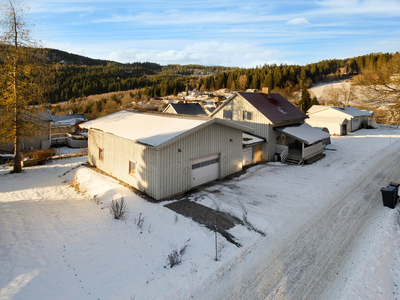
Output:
top-left (191, 154), bottom-right (219, 188)
top-left (242, 147), bottom-right (253, 166)
top-left (342, 124), bottom-right (347, 135)
top-left (255, 144), bottom-right (262, 162)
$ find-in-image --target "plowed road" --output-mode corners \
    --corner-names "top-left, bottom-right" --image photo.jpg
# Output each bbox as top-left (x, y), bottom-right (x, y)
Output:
top-left (193, 144), bottom-right (400, 300)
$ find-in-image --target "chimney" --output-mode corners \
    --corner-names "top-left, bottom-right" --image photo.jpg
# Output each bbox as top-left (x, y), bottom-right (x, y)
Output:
top-left (262, 87), bottom-right (270, 94)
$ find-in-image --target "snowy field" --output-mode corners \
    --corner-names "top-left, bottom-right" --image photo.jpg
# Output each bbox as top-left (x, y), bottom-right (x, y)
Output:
top-left (309, 80), bottom-right (353, 100)
top-left (1, 125), bottom-right (400, 300)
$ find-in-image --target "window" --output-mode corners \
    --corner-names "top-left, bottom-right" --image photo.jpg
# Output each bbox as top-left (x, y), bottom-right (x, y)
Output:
top-left (243, 111), bottom-right (253, 121)
top-left (129, 161), bottom-right (136, 176)
top-left (192, 157), bottom-right (219, 170)
top-left (99, 148), bottom-right (104, 161)
top-left (223, 110), bottom-right (232, 120)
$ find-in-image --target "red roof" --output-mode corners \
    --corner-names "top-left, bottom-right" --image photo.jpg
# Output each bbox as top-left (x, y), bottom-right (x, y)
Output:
top-left (238, 92), bottom-right (307, 124)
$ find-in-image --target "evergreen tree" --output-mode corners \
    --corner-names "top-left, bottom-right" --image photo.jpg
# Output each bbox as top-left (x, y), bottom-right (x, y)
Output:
top-left (0, 0), bottom-right (54, 173)
top-left (298, 89), bottom-right (312, 113)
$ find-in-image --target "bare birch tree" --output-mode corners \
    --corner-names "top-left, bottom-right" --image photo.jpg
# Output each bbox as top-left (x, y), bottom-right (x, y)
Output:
top-left (353, 54), bottom-right (400, 124)
top-left (0, 0), bottom-right (53, 172)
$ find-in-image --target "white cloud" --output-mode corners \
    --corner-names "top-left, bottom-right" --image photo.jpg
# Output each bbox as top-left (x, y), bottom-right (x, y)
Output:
top-left (106, 41), bottom-right (282, 67)
top-left (286, 17), bottom-right (310, 25)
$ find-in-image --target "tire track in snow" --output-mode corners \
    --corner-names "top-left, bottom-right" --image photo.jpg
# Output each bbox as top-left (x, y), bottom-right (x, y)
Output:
top-left (194, 141), bottom-right (400, 300)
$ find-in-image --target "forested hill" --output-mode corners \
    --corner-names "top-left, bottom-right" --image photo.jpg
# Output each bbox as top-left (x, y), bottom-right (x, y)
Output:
top-left (45, 48), bottom-right (394, 103)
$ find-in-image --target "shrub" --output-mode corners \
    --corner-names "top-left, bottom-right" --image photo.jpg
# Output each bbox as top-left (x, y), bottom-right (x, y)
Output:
top-left (23, 148), bottom-right (56, 163)
top-left (136, 213), bottom-right (145, 229)
top-left (110, 197), bottom-right (127, 220)
top-left (166, 241), bottom-right (189, 268)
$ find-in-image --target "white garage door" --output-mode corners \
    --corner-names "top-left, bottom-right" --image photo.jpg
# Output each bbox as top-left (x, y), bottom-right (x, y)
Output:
top-left (242, 147), bottom-right (253, 166)
top-left (191, 154), bottom-right (219, 188)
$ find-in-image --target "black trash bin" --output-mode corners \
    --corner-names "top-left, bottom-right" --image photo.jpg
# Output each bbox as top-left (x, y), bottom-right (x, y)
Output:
top-left (388, 182), bottom-right (400, 200)
top-left (381, 186), bottom-right (397, 209)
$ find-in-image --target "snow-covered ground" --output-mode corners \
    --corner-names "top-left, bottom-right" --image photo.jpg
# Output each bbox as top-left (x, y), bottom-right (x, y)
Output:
top-left (1, 125), bottom-right (400, 300)
top-left (309, 80), bottom-right (353, 99)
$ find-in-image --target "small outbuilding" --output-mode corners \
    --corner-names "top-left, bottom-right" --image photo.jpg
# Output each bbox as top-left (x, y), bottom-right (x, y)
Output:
top-left (307, 105), bottom-right (374, 135)
top-left (81, 110), bottom-right (253, 200)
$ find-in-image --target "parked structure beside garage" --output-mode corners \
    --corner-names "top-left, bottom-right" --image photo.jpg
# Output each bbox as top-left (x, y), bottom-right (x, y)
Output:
top-left (81, 110), bottom-right (253, 200)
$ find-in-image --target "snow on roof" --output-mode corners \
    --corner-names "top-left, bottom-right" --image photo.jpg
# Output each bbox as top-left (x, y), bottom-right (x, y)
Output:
top-left (330, 106), bottom-right (374, 117)
top-left (81, 110), bottom-right (254, 149)
top-left (307, 115), bottom-right (349, 125)
top-left (242, 133), bottom-right (266, 147)
top-left (51, 114), bottom-right (88, 127)
top-left (81, 111), bottom-right (207, 147)
top-left (308, 105), bottom-right (373, 118)
top-left (52, 118), bottom-right (86, 127)
top-left (275, 123), bottom-right (331, 145)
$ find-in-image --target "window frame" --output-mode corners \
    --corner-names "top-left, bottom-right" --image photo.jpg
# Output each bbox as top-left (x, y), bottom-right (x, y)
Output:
top-left (129, 160), bottom-right (136, 176)
top-left (243, 111), bottom-right (253, 121)
top-left (223, 109), bottom-right (233, 120)
top-left (99, 148), bottom-right (104, 161)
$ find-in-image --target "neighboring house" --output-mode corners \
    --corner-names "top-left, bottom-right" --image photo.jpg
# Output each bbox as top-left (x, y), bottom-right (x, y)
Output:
top-left (0, 110), bottom-right (52, 154)
top-left (306, 105), bottom-right (374, 134)
top-left (163, 103), bottom-right (208, 116)
top-left (211, 88), bottom-right (330, 165)
top-left (50, 113), bottom-right (88, 148)
top-left (81, 110), bottom-right (254, 200)
top-left (205, 107), bottom-right (216, 115)
top-left (51, 114), bottom-right (88, 134)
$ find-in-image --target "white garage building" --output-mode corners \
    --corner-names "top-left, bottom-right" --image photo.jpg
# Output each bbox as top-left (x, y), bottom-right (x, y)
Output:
top-left (307, 105), bottom-right (374, 135)
top-left (82, 110), bottom-right (253, 200)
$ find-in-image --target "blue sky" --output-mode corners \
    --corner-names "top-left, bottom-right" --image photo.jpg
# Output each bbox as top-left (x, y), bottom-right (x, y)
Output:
top-left (19, 0), bottom-right (400, 67)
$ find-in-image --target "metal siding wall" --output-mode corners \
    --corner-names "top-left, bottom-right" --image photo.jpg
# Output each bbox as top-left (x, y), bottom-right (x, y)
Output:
top-left (157, 123), bottom-right (242, 199)
top-left (87, 129), bottom-right (159, 198)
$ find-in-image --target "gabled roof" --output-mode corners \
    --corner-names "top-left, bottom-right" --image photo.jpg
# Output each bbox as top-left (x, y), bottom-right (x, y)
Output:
top-left (164, 103), bottom-right (207, 116)
top-left (51, 114), bottom-right (88, 127)
top-left (81, 110), bottom-right (254, 150)
top-left (211, 92), bottom-right (307, 124)
top-left (40, 109), bottom-right (53, 122)
top-left (307, 105), bottom-right (374, 118)
top-left (239, 92), bottom-right (307, 123)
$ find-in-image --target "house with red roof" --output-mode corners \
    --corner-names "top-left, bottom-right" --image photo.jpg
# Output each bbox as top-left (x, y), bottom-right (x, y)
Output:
top-left (211, 88), bottom-right (330, 165)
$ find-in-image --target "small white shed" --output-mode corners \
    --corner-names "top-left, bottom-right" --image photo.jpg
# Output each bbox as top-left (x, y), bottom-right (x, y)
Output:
top-left (307, 105), bottom-right (374, 134)
top-left (82, 110), bottom-right (253, 200)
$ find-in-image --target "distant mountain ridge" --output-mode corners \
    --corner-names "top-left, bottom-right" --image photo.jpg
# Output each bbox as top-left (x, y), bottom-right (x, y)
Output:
top-left (46, 48), bottom-right (118, 66)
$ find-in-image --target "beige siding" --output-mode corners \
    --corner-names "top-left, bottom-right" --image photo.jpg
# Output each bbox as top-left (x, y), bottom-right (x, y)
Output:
top-left (88, 122), bottom-right (243, 200)
top-left (163, 105), bottom-right (176, 114)
top-left (214, 96), bottom-right (273, 161)
top-left (88, 129), bottom-right (159, 197)
top-left (155, 122), bottom-right (242, 199)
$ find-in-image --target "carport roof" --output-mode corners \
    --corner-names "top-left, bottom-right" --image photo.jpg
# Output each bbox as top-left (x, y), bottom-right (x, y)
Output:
top-left (275, 123), bottom-right (331, 145)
